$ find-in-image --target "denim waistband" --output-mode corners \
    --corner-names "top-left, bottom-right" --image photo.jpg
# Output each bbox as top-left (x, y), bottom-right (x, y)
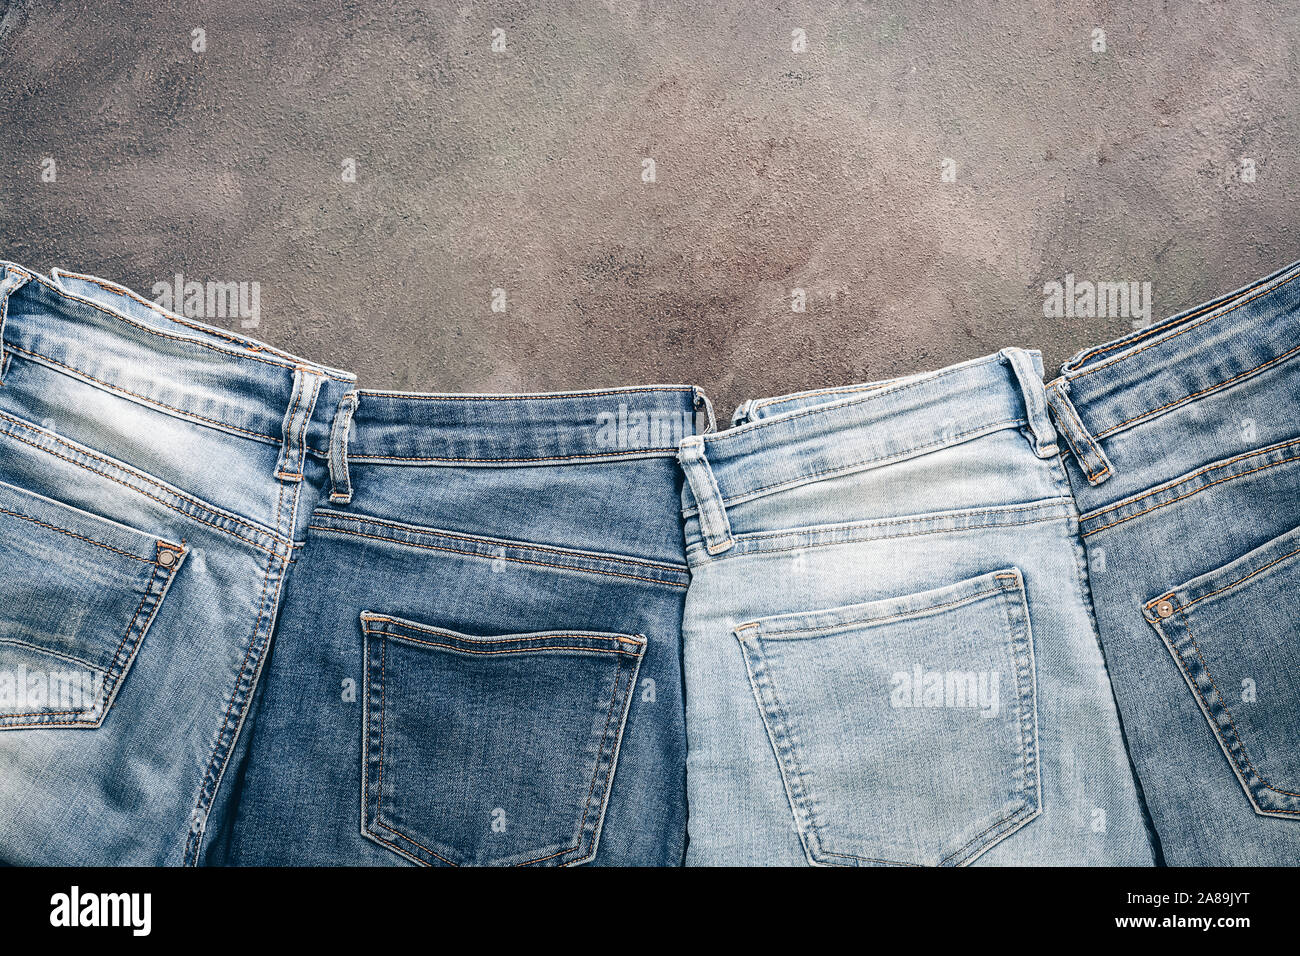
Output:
top-left (0, 263), bottom-right (711, 506)
top-left (677, 349), bottom-right (1058, 555)
top-left (1045, 258), bottom-right (1300, 486)
top-left (346, 385), bottom-right (710, 466)
top-left (0, 262), bottom-right (357, 465)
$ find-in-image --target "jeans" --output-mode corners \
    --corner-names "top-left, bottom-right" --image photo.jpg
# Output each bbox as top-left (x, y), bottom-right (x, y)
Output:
top-left (677, 350), bottom-right (1154, 865)
top-left (1047, 259), bottom-right (1300, 865)
top-left (0, 263), bottom-right (697, 866)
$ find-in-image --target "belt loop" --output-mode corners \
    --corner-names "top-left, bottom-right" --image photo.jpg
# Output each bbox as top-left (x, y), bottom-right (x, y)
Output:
top-left (730, 399), bottom-right (754, 427)
top-left (1001, 347), bottom-right (1058, 460)
top-left (328, 390), bottom-right (360, 504)
top-left (274, 368), bottom-right (324, 482)
top-left (692, 386), bottom-right (717, 435)
top-left (677, 435), bottom-right (733, 555)
top-left (0, 269), bottom-right (31, 384)
top-left (1044, 377), bottom-right (1114, 486)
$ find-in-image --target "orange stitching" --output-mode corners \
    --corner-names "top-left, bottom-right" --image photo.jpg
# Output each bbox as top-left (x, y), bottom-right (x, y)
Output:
top-left (362, 616), bottom-right (645, 647)
top-left (1081, 454), bottom-right (1300, 538)
top-left (753, 582), bottom-right (1014, 638)
top-left (1094, 344), bottom-right (1300, 438)
top-left (327, 513), bottom-right (686, 573)
top-left (1072, 267), bottom-right (1300, 372)
top-left (0, 414), bottom-right (285, 554)
top-left (309, 524), bottom-right (688, 588)
top-left (1178, 545), bottom-right (1300, 615)
top-left (1083, 439), bottom-right (1300, 522)
top-left (362, 630), bottom-right (642, 657)
top-left (0, 506), bottom-right (154, 562)
top-left (349, 448), bottom-right (678, 463)
top-left (718, 417), bottom-right (1024, 504)
top-left (5, 342), bottom-right (281, 441)
top-left (37, 268), bottom-right (353, 378)
top-left (733, 501), bottom-right (1070, 543)
top-left (1176, 608), bottom-right (1300, 802)
top-left (357, 386), bottom-right (696, 402)
top-left (1046, 390), bottom-right (1109, 482)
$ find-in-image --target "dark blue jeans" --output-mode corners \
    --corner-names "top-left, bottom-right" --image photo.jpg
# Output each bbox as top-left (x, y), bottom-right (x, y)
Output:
top-left (1048, 259), bottom-right (1300, 864)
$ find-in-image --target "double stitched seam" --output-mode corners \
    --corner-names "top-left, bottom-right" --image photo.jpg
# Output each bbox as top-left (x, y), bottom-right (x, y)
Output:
top-left (1169, 546), bottom-right (1300, 616)
top-left (1082, 454), bottom-right (1300, 538)
top-left (1072, 268), bottom-right (1300, 372)
top-left (357, 386), bottom-right (695, 402)
top-left (325, 514), bottom-right (686, 573)
top-left (939, 804), bottom-right (1036, 866)
top-left (24, 269), bottom-right (349, 376)
top-left (275, 369), bottom-right (318, 480)
top-left (518, 663), bottom-right (627, 866)
top-left (372, 636), bottom-right (456, 866)
top-left (361, 628), bottom-right (642, 657)
top-left (3, 343), bottom-right (281, 442)
top-left (310, 525), bottom-right (688, 588)
top-left (750, 583), bottom-right (1013, 638)
top-left (365, 617), bottom-right (644, 646)
top-left (0, 507), bottom-right (155, 562)
top-left (1093, 345), bottom-right (1300, 438)
top-left (1084, 440), bottom-right (1300, 521)
top-left (0, 414), bottom-right (286, 553)
top-left (8, 560), bottom-right (166, 721)
top-left (702, 359), bottom-right (1003, 448)
top-left (1174, 608), bottom-right (1300, 804)
top-left (733, 501), bottom-right (1071, 543)
top-left (718, 418), bottom-right (1024, 504)
top-left (723, 515), bottom-right (1068, 558)
top-left (348, 448), bottom-right (677, 463)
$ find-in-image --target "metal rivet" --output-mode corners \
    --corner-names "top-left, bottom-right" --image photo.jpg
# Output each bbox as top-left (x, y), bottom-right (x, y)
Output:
top-left (158, 549), bottom-right (178, 568)
top-left (1155, 600), bottom-right (1174, 619)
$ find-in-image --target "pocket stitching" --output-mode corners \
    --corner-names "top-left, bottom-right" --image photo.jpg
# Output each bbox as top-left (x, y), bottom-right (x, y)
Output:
top-left (364, 630), bottom-right (641, 866)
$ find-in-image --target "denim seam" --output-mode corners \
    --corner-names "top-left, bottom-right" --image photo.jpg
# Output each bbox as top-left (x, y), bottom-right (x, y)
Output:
top-left (357, 385), bottom-right (698, 401)
top-left (318, 511), bottom-right (687, 573)
top-left (17, 267), bottom-right (351, 379)
top-left (0, 505), bottom-right (159, 562)
top-left (0, 637), bottom-right (104, 674)
top-left (1081, 453), bottom-right (1300, 539)
top-left (346, 449), bottom-right (678, 463)
top-left (725, 499), bottom-right (1072, 544)
top-left (702, 355), bottom-right (1004, 447)
top-left (362, 629), bottom-right (644, 657)
top-left (363, 616), bottom-right (646, 647)
top-left (704, 513), bottom-right (1067, 560)
top-left (714, 417), bottom-right (1024, 505)
top-left (1092, 343), bottom-right (1300, 439)
top-left (310, 524), bottom-right (689, 588)
top-left (1045, 389), bottom-right (1110, 482)
top-left (1155, 544), bottom-right (1300, 617)
top-left (1071, 267), bottom-right (1300, 375)
top-left (1160, 609), bottom-right (1300, 806)
top-left (3, 342), bottom-right (283, 443)
top-left (1083, 438), bottom-right (1300, 522)
top-left (748, 582), bottom-right (1013, 638)
top-left (0, 411), bottom-right (288, 553)
top-left (2, 554), bottom-right (174, 724)
top-left (28, 266), bottom-right (354, 378)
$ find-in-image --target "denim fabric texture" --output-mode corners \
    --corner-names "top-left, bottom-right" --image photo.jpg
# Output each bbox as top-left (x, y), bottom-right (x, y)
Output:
top-left (678, 350), bottom-right (1155, 865)
top-left (0, 263), bottom-right (696, 866)
top-left (1048, 259), bottom-right (1300, 865)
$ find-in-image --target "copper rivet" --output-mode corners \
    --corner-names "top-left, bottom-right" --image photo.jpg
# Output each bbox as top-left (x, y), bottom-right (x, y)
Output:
top-left (1155, 600), bottom-right (1174, 619)
top-left (159, 550), bottom-right (177, 568)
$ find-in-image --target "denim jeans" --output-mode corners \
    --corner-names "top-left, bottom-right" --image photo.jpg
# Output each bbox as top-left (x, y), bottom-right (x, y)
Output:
top-left (677, 350), bottom-right (1154, 865)
top-left (1047, 260), bottom-right (1300, 865)
top-left (0, 263), bottom-right (697, 866)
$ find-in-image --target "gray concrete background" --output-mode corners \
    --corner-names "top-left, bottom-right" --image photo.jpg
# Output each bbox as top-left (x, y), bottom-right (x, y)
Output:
top-left (1, 0), bottom-right (1296, 416)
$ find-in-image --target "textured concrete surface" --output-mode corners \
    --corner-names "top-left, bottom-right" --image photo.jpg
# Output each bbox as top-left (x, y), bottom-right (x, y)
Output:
top-left (1, 1), bottom-right (1297, 415)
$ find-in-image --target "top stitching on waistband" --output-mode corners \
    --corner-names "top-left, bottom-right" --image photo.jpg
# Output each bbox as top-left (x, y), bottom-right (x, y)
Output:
top-left (699, 354), bottom-right (1008, 448)
top-left (355, 386), bottom-right (699, 402)
top-left (10, 266), bottom-right (354, 381)
top-left (1069, 267), bottom-right (1300, 380)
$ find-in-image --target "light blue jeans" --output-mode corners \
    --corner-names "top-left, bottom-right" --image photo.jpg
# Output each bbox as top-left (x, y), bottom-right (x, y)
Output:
top-left (679, 350), bottom-right (1155, 865)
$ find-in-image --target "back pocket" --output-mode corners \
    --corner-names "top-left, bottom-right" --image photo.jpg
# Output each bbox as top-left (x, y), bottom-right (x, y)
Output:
top-left (1144, 523), bottom-right (1300, 818)
top-left (361, 612), bottom-right (646, 866)
top-left (736, 568), bottom-right (1040, 866)
top-left (0, 478), bottom-right (186, 729)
